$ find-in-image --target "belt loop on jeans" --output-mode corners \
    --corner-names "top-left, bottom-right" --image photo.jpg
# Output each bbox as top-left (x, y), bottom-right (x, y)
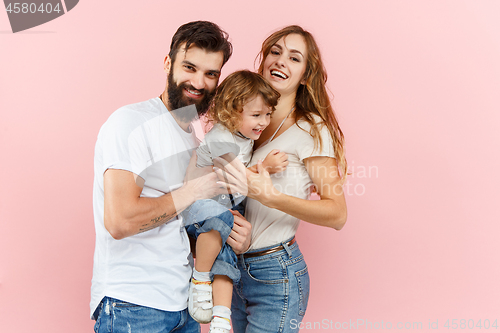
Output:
top-left (282, 238), bottom-right (293, 258)
top-left (243, 237), bottom-right (296, 259)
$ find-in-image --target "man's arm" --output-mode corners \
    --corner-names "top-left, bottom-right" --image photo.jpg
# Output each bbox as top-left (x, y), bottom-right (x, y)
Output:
top-left (104, 152), bottom-right (223, 240)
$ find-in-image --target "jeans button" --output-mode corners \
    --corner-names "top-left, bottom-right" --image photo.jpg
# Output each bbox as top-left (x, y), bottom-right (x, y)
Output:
top-left (221, 195), bottom-right (226, 199)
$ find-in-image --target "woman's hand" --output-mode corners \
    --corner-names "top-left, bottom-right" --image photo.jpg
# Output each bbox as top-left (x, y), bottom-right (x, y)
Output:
top-left (246, 160), bottom-right (282, 204)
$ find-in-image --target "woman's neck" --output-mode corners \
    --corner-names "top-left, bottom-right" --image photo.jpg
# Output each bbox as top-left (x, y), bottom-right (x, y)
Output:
top-left (273, 91), bottom-right (296, 120)
top-left (254, 91), bottom-right (297, 149)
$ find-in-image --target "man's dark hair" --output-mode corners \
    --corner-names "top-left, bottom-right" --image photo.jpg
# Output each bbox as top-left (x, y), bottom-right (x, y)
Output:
top-left (169, 21), bottom-right (233, 66)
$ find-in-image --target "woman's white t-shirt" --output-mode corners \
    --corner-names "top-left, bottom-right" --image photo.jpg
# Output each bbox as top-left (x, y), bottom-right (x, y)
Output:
top-left (245, 116), bottom-right (335, 250)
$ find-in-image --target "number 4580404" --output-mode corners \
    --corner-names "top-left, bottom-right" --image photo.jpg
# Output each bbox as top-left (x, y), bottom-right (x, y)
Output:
top-left (6, 3), bottom-right (61, 14)
top-left (444, 319), bottom-right (498, 330)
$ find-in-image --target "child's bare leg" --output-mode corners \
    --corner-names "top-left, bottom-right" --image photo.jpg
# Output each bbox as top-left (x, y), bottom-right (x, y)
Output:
top-left (210, 275), bottom-right (233, 333)
top-left (209, 275), bottom-right (233, 333)
top-left (212, 275), bottom-right (233, 308)
top-left (195, 229), bottom-right (222, 271)
top-left (189, 229), bottom-right (222, 324)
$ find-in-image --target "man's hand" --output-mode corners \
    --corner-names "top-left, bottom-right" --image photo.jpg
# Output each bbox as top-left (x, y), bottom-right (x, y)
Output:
top-left (226, 210), bottom-right (252, 254)
top-left (213, 154), bottom-right (248, 195)
top-left (171, 151), bottom-right (227, 218)
top-left (214, 156), bottom-right (280, 204)
top-left (261, 149), bottom-right (288, 174)
top-left (183, 151), bottom-right (226, 201)
top-left (213, 154), bottom-right (249, 197)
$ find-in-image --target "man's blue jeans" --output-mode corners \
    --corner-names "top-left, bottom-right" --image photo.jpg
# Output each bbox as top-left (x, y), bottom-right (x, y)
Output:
top-left (93, 297), bottom-right (199, 333)
top-left (183, 199), bottom-right (242, 282)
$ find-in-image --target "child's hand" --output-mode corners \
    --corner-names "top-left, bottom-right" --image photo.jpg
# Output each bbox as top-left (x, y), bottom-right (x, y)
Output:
top-left (262, 149), bottom-right (288, 174)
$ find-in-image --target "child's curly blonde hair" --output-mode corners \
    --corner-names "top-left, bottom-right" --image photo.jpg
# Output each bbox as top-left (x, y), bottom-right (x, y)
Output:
top-left (207, 70), bottom-right (280, 133)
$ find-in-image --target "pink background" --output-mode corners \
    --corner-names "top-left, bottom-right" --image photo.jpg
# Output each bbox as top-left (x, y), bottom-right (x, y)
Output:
top-left (1, 1), bottom-right (499, 332)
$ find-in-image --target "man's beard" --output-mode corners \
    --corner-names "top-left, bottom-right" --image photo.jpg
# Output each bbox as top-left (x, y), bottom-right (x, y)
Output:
top-left (167, 70), bottom-right (215, 122)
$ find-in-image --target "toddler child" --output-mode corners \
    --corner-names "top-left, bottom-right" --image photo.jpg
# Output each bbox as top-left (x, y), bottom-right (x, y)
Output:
top-left (183, 70), bottom-right (287, 333)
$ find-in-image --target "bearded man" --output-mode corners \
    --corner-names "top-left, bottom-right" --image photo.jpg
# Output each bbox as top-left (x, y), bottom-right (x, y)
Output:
top-left (90, 21), bottom-right (251, 333)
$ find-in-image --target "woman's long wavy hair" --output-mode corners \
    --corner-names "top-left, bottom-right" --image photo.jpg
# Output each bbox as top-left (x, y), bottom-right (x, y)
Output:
top-left (257, 25), bottom-right (348, 181)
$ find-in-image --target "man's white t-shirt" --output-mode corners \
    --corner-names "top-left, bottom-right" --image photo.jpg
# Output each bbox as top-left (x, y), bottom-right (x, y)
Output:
top-left (90, 98), bottom-right (198, 318)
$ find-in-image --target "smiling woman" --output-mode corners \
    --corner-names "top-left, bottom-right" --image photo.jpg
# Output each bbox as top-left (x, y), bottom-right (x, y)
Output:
top-left (263, 33), bottom-right (308, 96)
top-left (215, 25), bottom-right (348, 333)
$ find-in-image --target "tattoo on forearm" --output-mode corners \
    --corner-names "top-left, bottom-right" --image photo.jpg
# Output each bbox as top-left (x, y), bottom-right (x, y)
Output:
top-left (138, 212), bottom-right (176, 233)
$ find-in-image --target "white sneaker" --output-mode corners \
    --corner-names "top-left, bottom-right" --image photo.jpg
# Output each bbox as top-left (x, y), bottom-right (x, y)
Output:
top-left (188, 279), bottom-right (213, 323)
top-left (209, 316), bottom-right (232, 333)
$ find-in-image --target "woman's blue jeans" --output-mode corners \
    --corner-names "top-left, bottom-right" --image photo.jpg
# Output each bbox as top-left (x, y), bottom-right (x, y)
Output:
top-left (231, 239), bottom-right (310, 333)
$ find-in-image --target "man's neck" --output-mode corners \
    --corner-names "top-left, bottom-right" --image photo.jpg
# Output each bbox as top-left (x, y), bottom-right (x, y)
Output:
top-left (171, 114), bottom-right (193, 133)
top-left (159, 91), bottom-right (193, 133)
